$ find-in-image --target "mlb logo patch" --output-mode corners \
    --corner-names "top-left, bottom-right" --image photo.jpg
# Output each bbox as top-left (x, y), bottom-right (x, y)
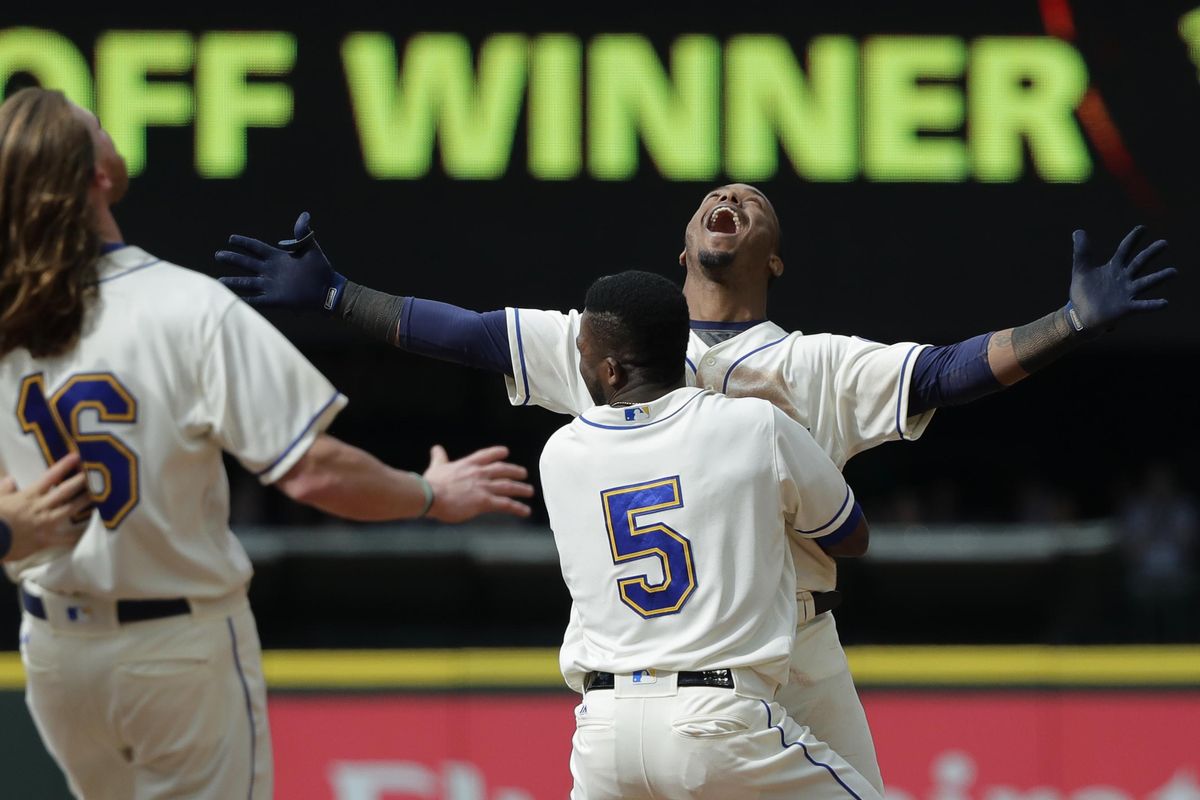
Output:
top-left (632, 669), bottom-right (656, 684)
top-left (67, 606), bottom-right (92, 623)
top-left (624, 406), bottom-right (651, 422)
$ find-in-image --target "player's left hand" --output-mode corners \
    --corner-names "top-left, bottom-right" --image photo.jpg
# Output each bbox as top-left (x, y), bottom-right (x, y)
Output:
top-left (1066, 226), bottom-right (1177, 338)
top-left (215, 212), bottom-right (348, 313)
top-left (0, 453), bottom-right (93, 562)
top-left (422, 445), bottom-right (535, 523)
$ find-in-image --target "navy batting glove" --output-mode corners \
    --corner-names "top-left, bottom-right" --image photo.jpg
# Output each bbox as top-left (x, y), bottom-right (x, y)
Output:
top-left (1065, 226), bottom-right (1177, 338)
top-left (215, 212), bottom-right (348, 312)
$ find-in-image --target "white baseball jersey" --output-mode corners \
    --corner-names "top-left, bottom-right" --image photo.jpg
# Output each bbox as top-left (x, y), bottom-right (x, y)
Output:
top-left (540, 387), bottom-right (858, 693)
top-left (505, 308), bottom-right (933, 592)
top-left (0, 245), bottom-right (346, 599)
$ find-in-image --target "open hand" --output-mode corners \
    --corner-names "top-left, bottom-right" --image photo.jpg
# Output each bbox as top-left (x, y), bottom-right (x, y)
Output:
top-left (1067, 226), bottom-right (1177, 337)
top-left (422, 445), bottom-right (535, 523)
top-left (215, 212), bottom-right (347, 312)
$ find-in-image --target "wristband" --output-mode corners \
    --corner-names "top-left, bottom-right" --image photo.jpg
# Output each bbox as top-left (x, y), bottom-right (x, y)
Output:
top-left (1064, 301), bottom-right (1086, 334)
top-left (410, 473), bottom-right (435, 518)
top-left (0, 519), bottom-right (12, 560)
top-left (323, 271), bottom-right (349, 313)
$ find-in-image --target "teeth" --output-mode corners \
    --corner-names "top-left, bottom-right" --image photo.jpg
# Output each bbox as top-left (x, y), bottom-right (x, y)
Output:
top-left (711, 206), bottom-right (740, 231)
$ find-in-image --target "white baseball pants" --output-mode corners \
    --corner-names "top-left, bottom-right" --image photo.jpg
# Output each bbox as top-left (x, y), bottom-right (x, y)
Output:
top-left (19, 586), bottom-right (272, 800)
top-left (570, 668), bottom-right (883, 800)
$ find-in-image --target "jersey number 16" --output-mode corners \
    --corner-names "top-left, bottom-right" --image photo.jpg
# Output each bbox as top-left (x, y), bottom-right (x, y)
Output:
top-left (17, 372), bottom-right (140, 529)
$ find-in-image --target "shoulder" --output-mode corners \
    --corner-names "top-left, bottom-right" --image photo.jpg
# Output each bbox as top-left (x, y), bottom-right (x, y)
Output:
top-left (100, 246), bottom-right (240, 323)
top-left (539, 419), bottom-right (585, 472)
top-left (695, 390), bottom-right (777, 428)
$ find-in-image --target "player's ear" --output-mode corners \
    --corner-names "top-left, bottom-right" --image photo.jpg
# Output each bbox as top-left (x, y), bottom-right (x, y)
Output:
top-left (604, 357), bottom-right (626, 390)
top-left (768, 254), bottom-right (784, 279)
top-left (678, 249), bottom-right (686, 268)
top-left (92, 163), bottom-right (113, 195)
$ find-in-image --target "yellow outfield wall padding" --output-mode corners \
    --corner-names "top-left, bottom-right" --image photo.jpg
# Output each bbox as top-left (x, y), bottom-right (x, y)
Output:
top-left (0, 646), bottom-right (1197, 690)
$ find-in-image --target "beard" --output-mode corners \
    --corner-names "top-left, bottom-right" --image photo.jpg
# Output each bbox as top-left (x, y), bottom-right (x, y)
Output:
top-left (698, 249), bottom-right (735, 269)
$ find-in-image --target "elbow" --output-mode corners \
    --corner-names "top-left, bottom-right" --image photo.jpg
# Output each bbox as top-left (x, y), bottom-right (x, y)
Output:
top-left (275, 436), bottom-right (338, 508)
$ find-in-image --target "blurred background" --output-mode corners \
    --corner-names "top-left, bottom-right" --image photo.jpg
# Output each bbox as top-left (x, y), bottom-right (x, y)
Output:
top-left (1, 1), bottom-right (1197, 797)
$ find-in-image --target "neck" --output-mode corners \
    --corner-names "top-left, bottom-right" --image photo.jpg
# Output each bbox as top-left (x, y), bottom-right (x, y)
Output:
top-left (682, 269), bottom-right (767, 322)
top-left (607, 378), bottom-right (686, 406)
top-left (93, 203), bottom-right (123, 247)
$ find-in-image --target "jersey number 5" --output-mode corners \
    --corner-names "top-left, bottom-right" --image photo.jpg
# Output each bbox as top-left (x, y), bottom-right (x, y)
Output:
top-left (17, 372), bottom-right (139, 529)
top-left (601, 476), bottom-right (696, 619)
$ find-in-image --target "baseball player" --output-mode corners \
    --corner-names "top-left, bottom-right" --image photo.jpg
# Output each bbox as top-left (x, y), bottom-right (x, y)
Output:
top-left (0, 87), bottom-right (533, 800)
top-left (544, 269), bottom-right (877, 800)
top-left (216, 185), bottom-right (1175, 791)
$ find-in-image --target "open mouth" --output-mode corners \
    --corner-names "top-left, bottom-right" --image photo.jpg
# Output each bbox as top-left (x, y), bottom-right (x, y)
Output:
top-left (706, 205), bottom-right (741, 235)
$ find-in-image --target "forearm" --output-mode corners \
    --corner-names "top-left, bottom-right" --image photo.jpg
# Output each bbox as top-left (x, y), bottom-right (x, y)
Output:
top-left (908, 306), bottom-right (1084, 414)
top-left (987, 306), bottom-right (1082, 386)
top-left (276, 434), bottom-right (431, 521)
top-left (338, 283), bottom-right (512, 374)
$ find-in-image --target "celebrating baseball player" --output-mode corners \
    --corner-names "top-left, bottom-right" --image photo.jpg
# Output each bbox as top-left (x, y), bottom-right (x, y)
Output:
top-left (217, 183), bottom-right (1176, 791)
top-left (0, 87), bottom-right (533, 800)
top-left (542, 268), bottom-right (877, 799)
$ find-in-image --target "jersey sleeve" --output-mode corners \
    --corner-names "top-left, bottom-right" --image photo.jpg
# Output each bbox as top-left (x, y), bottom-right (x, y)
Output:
top-left (200, 298), bottom-right (348, 484)
top-left (771, 406), bottom-right (858, 539)
top-left (803, 334), bottom-right (936, 464)
top-left (503, 307), bottom-right (594, 416)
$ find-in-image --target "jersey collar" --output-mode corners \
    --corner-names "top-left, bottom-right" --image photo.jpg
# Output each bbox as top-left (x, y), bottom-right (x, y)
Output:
top-left (576, 387), bottom-right (708, 430)
top-left (688, 319), bottom-right (791, 353)
top-left (95, 245), bottom-right (161, 283)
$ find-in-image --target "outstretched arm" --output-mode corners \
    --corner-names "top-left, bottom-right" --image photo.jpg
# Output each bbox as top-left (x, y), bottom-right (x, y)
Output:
top-left (909, 226), bottom-right (1176, 415)
top-left (275, 434), bottom-right (534, 523)
top-left (215, 213), bottom-right (512, 374)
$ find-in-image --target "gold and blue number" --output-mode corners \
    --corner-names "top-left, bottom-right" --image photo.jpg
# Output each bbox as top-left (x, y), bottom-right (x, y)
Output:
top-left (601, 476), bottom-right (696, 618)
top-left (17, 373), bottom-right (140, 529)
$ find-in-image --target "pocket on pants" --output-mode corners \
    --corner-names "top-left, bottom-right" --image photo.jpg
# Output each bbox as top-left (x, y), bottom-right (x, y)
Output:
top-left (669, 689), bottom-right (755, 739)
top-left (114, 656), bottom-right (222, 765)
top-left (671, 714), bottom-right (751, 738)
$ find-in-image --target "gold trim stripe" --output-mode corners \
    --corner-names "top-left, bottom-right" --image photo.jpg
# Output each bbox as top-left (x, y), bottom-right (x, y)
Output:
top-left (0, 646), bottom-right (1196, 690)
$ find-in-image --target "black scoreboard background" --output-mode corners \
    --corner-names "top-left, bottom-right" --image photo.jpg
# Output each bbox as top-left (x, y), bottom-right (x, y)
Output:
top-left (4, 0), bottom-right (1198, 526)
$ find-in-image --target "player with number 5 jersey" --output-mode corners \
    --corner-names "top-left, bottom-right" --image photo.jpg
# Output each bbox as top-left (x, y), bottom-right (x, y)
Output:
top-left (541, 271), bottom-right (877, 800)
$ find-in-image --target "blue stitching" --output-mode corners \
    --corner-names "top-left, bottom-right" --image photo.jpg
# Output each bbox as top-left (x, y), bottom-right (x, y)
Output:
top-left (98, 259), bottom-right (161, 283)
top-left (254, 391), bottom-right (342, 477)
top-left (794, 486), bottom-right (852, 535)
top-left (227, 617), bottom-right (256, 800)
top-left (514, 309), bottom-right (531, 407)
top-left (722, 336), bottom-right (789, 394)
top-left (760, 700), bottom-right (863, 800)
top-left (577, 389), bottom-right (705, 431)
top-left (895, 345), bottom-right (921, 441)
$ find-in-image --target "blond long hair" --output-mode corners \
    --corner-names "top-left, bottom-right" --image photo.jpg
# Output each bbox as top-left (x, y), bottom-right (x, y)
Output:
top-left (0, 87), bottom-right (99, 357)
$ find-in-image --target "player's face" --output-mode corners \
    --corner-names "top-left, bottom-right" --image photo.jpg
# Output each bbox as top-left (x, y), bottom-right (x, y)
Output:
top-left (577, 313), bottom-right (612, 407)
top-left (72, 105), bottom-right (129, 205)
top-left (680, 183), bottom-right (782, 284)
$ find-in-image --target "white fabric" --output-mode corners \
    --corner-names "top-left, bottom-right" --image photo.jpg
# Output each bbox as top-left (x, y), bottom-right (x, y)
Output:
top-left (570, 676), bottom-right (883, 800)
top-left (0, 246), bottom-right (346, 600)
top-left (540, 388), bottom-right (854, 694)
top-left (505, 306), bottom-right (925, 793)
top-left (20, 597), bottom-right (272, 800)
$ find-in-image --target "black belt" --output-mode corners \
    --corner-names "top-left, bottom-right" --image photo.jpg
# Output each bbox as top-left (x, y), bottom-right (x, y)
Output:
top-left (585, 668), bottom-right (735, 692)
top-left (810, 590), bottom-right (841, 615)
top-left (20, 587), bottom-right (191, 624)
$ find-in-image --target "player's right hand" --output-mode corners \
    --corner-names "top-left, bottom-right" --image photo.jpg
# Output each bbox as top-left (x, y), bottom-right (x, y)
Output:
top-left (215, 212), bottom-right (348, 313)
top-left (422, 445), bottom-right (535, 524)
top-left (0, 453), bottom-right (93, 563)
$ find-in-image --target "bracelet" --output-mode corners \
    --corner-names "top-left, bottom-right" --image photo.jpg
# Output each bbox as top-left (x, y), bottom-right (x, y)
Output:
top-left (410, 472), bottom-right (435, 518)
